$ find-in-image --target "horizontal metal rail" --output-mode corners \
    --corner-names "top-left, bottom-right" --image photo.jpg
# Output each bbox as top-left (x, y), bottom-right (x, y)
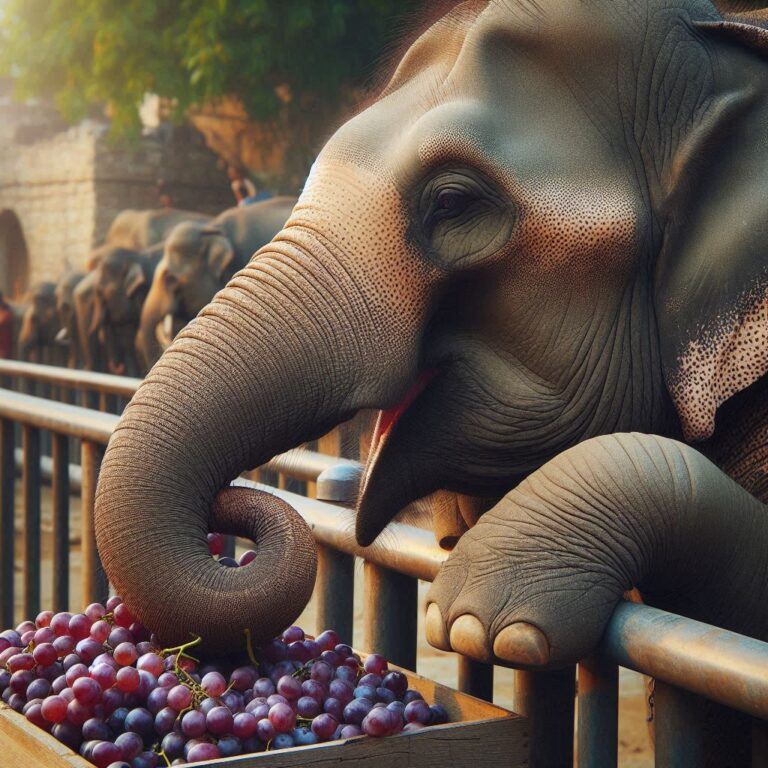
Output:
top-left (0, 359), bottom-right (141, 398)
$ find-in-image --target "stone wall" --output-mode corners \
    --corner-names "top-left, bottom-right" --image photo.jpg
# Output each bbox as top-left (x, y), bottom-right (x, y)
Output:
top-left (0, 117), bottom-right (233, 293)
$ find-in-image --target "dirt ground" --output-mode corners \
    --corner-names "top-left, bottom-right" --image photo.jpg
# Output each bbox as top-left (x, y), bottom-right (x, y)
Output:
top-left (12, 482), bottom-right (653, 766)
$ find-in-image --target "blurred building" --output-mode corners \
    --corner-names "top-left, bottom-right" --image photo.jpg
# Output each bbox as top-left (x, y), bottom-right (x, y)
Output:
top-left (0, 79), bottom-right (232, 297)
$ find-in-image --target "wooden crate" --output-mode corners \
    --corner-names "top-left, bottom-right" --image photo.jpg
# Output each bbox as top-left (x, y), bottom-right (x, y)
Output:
top-left (0, 664), bottom-right (529, 768)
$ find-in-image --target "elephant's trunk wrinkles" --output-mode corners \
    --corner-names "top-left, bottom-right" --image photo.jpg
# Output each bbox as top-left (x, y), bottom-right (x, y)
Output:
top-left (95, 238), bottom-right (389, 652)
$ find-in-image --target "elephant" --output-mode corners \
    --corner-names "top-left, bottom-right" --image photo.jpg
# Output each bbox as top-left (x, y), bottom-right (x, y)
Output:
top-left (90, 244), bottom-right (162, 377)
top-left (53, 269), bottom-right (87, 369)
top-left (18, 282), bottom-right (64, 365)
top-left (135, 197), bottom-right (297, 371)
top-left (96, 3), bottom-right (768, 759)
top-left (105, 208), bottom-right (210, 252)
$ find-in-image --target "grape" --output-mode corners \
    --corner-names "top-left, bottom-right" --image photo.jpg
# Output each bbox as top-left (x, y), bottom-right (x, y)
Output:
top-left (101, 687), bottom-right (124, 714)
top-left (49, 613), bottom-right (72, 637)
top-left (82, 718), bottom-right (110, 741)
top-left (232, 711), bottom-right (258, 739)
top-left (68, 614), bottom-right (91, 640)
top-left (376, 687), bottom-right (396, 704)
top-left (115, 731), bottom-right (143, 761)
top-left (329, 679), bottom-right (353, 703)
top-left (359, 673), bottom-right (382, 688)
top-left (146, 686), bottom-right (168, 714)
top-left (52, 721), bottom-right (82, 751)
top-left (277, 674), bottom-right (301, 700)
top-left (340, 724), bottom-right (363, 738)
top-left (41, 695), bottom-right (67, 723)
top-left (26, 677), bottom-right (51, 700)
top-left (154, 706), bottom-right (178, 736)
top-left (430, 704), bottom-right (449, 725)
top-left (253, 676), bottom-right (275, 697)
top-left (84, 603), bottom-right (106, 622)
top-left (353, 684), bottom-right (377, 701)
top-left (91, 740), bottom-right (122, 768)
top-left (293, 726), bottom-right (319, 746)
top-left (343, 697), bottom-right (373, 725)
top-left (335, 665), bottom-right (356, 685)
top-left (245, 701), bottom-right (269, 720)
top-left (167, 684), bottom-right (193, 711)
top-left (181, 709), bottom-right (206, 737)
top-left (25, 703), bottom-right (47, 729)
top-left (36, 610), bottom-right (54, 628)
top-left (382, 671), bottom-right (408, 697)
top-left (8, 653), bottom-right (34, 672)
top-left (303, 639), bottom-right (321, 659)
top-left (33, 627), bottom-right (55, 645)
top-left (256, 717), bottom-right (275, 742)
top-left (206, 705), bottom-right (234, 736)
top-left (363, 654), bottom-right (388, 677)
top-left (115, 666), bottom-right (140, 693)
top-left (218, 735), bottom-right (243, 756)
top-left (137, 670), bottom-right (158, 699)
top-left (107, 627), bottom-right (132, 648)
top-left (160, 732), bottom-right (185, 761)
top-left (311, 713), bottom-right (338, 741)
top-left (73, 677), bottom-right (101, 704)
top-left (323, 696), bottom-right (344, 721)
top-left (66, 699), bottom-right (93, 726)
top-left (268, 701), bottom-right (296, 733)
top-left (113, 642), bottom-right (137, 666)
top-left (10, 669), bottom-right (34, 695)
top-left (316, 629), bottom-right (340, 651)
top-left (297, 695), bottom-right (321, 718)
top-left (75, 639), bottom-right (103, 664)
top-left (136, 652), bottom-right (164, 677)
top-left (112, 603), bottom-right (134, 629)
top-left (200, 670), bottom-right (226, 697)
top-left (272, 733), bottom-right (295, 750)
top-left (362, 706), bottom-right (397, 737)
top-left (105, 762), bottom-right (130, 768)
top-left (404, 699), bottom-right (432, 725)
top-left (282, 626), bottom-right (304, 643)
top-left (105, 596), bottom-right (122, 611)
top-left (90, 663), bottom-right (116, 691)
top-left (261, 639), bottom-right (287, 663)
top-left (207, 532), bottom-right (225, 555)
top-left (310, 660), bottom-right (333, 684)
top-left (124, 707), bottom-right (154, 738)
top-left (107, 707), bottom-right (129, 733)
top-left (238, 549), bottom-right (257, 566)
top-left (402, 689), bottom-right (423, 704)
top-left (157, 672), bottom-right (179, 688)
top-left (187, 742), bottom-right (221, 762)
top-left (301, 679), bottom-right (326, 702)
top-left (230, 665), bottom-right (257, 692)
top-left (53, 635), bottom-right (75, 656)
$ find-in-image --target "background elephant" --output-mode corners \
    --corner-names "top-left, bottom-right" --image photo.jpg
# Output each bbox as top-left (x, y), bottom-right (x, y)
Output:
top-left (105, 208), bottom-right (210, 252)
top-left (54, 269), bottom-right (86, 369)
top-left (18, 281), bottom-right (63, 365)
top-left (136, 197), bottom-right (296, 370)
top-left (96, 4), bottom-right (768, 761)
top-left (91, 245), bottom-right (162, 377)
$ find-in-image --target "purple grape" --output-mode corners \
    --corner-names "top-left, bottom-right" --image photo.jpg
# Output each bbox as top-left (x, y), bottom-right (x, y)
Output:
top-left (52, 721), bottom-right (82, 751)
top-left (154, 706), bottom-right (178, 736)
top-left (233, 711), bottom-right (258, 739)
top-left (310, 660), bottom-right (334, 684)
top-left (221, 690), bottom-right (244, 712)
top-left (246, 701), bottom-right (269, 720)
top-left (145, 686), bottom-right (168, 714)
top-left (301, 679), bottom-right (326, 702)
top-left (218, 735), bottom-right (243, 756)
top-left (26, 678), bottom-right (51, 700)
top-left (253, 677), bottom-right (275, 697)
top-left (363, 654), bottom-right (388, 677)
top-left (230, 666), bottom-right (257, 691)
top-left (206, 705), bottom-right (234, 736)
top-left (404, 699), bottom-right (432, 724)
top-left (430, 704), bottom-right (449, 725)
top-left (287, 641), bottom-right (311, 663)
top-left (340, 724), bottom-right (363, 739)
top-left (261, 639), bottom-right (287, 663)
top-left (362, 706), bottom-right (397, 737)
top-left (179, 708), bottom-right (205, 737)
top-left (82, 717), bottom-right (110, 741)
top-left (402, 689), bottom-right (423, 704)
top-left (268, 702), bottom-right (296, 733)
top-left (74, 639), bottom-right (103, 664)
top-left (316, 630), bottom-right (340, 651)
top-left (320, 649), bottom-right (342, 667)
top-left (114, 731), bottom-right (143, 761)
top-left (343, 697), bottom-right (373, 725)
top-left (107, 706), bottom-right (129, 733)
top-left (303, 640), bottom-right (321, 659)
top-left (166, 684), bottom-right (192, 711)
top-left (335, 665), bottom-right (356, 685)
top-left (353, 684), bottom-right (377, 701)
top-left (267, 693), bottom-right (288, 707)
top-left (157, 672), bottom-right (178, 688)
top-left (199, 696), bottom-right (218, 715)
top-left (382, 670), bottom-right (408, 698)
top-left (91, 740), bottom-right (122, 768)
top-left (311, 712), bottom-right (338, 741)
top-left (387, 700), bottom-right (406, 719)
top-left (124, 707), bottom-right (154, 738)
top-left (200, 670), bottom-right (226, 697)
top-left (101, 687), bottom-right (123, 714)
top-left (329, 679), bottom-right (354, 704)
top-left (272, 733), bottom-right (295, 750)
top-left (323, 696), bottom-right (343, 720)
top-left (293, 726), bottom-right (319, 746)
top-left (297, 695), bottom-right (321, 718)
top-left (160, 732), bottom-right (185, 761)
top-left (187, 742), bottom-right (220, 762)
top-left (256, 717), bottom-right (275, 743)
top-left (359, 673), bottom-right (382, 688)
top-left (282, 626), bottom-right (304, 644)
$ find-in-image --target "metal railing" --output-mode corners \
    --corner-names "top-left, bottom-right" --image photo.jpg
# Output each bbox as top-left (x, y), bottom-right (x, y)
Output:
top-left (0, 376), bottom-right (767, 766)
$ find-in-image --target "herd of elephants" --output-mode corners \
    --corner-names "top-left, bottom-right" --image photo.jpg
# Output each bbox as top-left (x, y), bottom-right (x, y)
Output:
top-left (14, 197), bottom-right (297, 378)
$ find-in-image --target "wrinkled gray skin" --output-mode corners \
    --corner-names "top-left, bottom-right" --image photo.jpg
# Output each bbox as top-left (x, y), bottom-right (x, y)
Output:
top-left (97, 3), bottom-right (768, 761)
top-left (54, 270), bottom-right (86, 369)
top-left (136, 198), bottom-right (297, 371)
top-left (18, 282), bottom-right (64, 365)
top-left (91, 245), bottom-right (162, 377)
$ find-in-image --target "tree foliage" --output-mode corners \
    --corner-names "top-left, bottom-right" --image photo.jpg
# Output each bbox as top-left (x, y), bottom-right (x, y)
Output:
top-left (0, 0), bottom-right (423, 173)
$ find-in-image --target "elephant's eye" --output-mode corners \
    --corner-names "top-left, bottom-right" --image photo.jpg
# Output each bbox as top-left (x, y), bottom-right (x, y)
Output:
top-left (416, 168), bottom-right (515, 271)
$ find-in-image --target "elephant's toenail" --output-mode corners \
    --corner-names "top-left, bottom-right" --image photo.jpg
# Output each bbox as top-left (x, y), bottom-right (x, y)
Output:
top-left (493, 622), bottom-right (550, 667)
top-left (449, 615), bottom-right (492, 662)
top-left (425, 603), bottom-right (451, 651)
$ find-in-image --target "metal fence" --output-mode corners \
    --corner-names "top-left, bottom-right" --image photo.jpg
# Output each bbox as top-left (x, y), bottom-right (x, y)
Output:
top-left (0, 366), bottom-right (767, 767)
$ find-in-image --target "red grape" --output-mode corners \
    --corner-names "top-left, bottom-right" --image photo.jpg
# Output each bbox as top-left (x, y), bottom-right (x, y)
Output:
top-left (167, 684), bottom-right (193, 711)
top-left (40, 695), bottom-right (67, 723)
top-left (207, 532), bottom-right (224, 555)
top-left (268, 702), bottom-right (295, 733)
top-left (115, 667), bottom-right (140, 693)
top-left (200, 671), bottom-right (226, 697)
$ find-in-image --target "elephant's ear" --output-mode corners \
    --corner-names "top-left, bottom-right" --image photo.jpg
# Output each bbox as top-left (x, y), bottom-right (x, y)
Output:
top-left (123, 261), bottom-right (147, 298)
top-left (655, 26), bottom-right (768, 442)
top-left (202, 230), bottom-right (235, 280)
top-left (697, 6), bottom-right (768, 55)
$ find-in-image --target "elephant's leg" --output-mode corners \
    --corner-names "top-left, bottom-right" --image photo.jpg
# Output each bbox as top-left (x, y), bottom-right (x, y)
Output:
top-left (425, 433), bottom-right (766, 766)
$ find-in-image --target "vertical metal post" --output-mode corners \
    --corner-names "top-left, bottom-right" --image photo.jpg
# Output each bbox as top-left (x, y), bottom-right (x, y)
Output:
top-left (363, 562), bottom-right (417, 670)
top-left (51, 433), bottom-right (70, 613)
top-left (98, 391), bottom-right (108, 413)
top-left (0, 419), bottom-right (15, 627)
top-left (577, 656), bottom-right (618, 768)
top-left (315, 544), bottom-right (354, 642)
top-left (81, 440), bottom-right (108, 606)
top-left (653, 682), bottom-right (706, 767)
top-left (22, 425), bottom-right (41, 618)
top-left (315, 464), bottom-right (357, 643)
top-left (515, 667), bottom-right (576, 768)
top-left (222, 535), bottom-right (236, 560)
top-left (457, 657), bottom-right (494, 702)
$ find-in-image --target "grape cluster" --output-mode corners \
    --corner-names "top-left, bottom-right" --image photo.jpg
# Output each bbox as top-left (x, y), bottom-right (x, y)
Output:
top-left (0, 595), bottom-right (449, 766)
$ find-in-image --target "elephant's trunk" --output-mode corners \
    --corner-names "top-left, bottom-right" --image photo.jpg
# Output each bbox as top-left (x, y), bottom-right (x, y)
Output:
top-left (95, 231), bottom-right (425, 652)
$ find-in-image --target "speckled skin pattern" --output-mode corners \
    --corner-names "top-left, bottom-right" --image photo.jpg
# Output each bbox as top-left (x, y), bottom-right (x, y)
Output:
top-left (95, 8), bottom-right (767, 759)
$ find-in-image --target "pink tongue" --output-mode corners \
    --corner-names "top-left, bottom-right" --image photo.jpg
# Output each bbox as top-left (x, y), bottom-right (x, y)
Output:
top-left (372, 369), bottom-right (437, 449)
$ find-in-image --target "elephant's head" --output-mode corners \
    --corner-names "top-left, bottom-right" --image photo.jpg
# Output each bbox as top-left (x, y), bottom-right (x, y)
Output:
top-left (160, 222), bottom-right (236, 321)
top-left (19, 282), bottom-right (58, 360)
top-left (96, 0), bottom-right (768, 651)
top-left (91, 247), bottom-right (150, 329)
